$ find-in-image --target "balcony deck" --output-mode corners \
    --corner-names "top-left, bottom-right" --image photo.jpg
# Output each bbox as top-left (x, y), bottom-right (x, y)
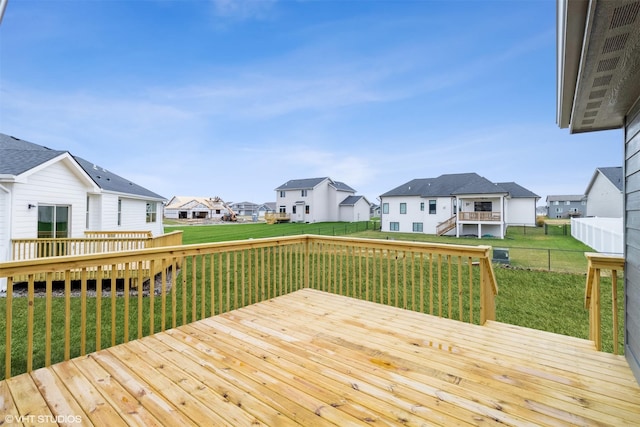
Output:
top-left (2, 288), bottom-right (639, 426)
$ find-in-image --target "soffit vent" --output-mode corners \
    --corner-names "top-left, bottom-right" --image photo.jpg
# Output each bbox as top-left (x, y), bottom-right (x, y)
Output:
top-left (565, 0), bottom-right (640, 133)
top-left (597, 57), bottom-right (620, 72)
top-left (586, 100), bottom-right (603, 109)
top-left (592, 75), bottom-right (613, 87)
top-left (609, 1), bottom-right (640, 29)
top-left (602, 33), bottom-right (629, 53)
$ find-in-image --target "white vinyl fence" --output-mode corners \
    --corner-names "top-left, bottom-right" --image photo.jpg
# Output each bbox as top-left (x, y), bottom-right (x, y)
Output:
top-left (571, 217), bottom-right (623, 254)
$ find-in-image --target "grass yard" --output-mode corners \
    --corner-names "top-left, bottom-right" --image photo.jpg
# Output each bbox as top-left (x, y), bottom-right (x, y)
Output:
top-left (164, 220), bottom-right (379, 243)
top-left (350, 225), bottom-right (594, 273)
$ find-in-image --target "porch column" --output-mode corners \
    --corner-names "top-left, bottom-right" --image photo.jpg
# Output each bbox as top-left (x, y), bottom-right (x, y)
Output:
top-left (501, 195), bottom-right (506, 239)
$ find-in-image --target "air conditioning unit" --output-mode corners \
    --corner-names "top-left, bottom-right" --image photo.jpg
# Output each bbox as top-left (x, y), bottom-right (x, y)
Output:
top-left (492, 248), bottom-right (510, 264)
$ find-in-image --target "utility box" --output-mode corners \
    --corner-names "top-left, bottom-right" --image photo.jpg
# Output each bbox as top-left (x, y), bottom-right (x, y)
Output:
top-left (492, 248), bottom-right (510, 264)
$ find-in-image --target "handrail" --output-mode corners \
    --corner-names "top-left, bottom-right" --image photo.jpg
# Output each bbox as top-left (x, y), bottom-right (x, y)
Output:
top-left (0, 234), bottom-right (498, 379)
top-left (436, 215), bottom-right (457, 235)
top-left (11, 231), bottom-right (180, 261)
top-left (584, 252), bottom-right (624, 353)
top-left (458, 211), bottom-right (501, 221)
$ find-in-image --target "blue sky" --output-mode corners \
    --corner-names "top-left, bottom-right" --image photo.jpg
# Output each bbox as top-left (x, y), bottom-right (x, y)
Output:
top-left (0, 0), bottom-right (622, 206)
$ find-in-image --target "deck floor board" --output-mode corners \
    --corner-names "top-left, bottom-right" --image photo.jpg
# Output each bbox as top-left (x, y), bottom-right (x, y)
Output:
top-left (2, 288), bottom-right (639, 426)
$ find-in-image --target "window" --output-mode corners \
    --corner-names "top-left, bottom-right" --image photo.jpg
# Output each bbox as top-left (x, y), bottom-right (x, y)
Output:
top-left (305, 205), bottom-right (310, 214)
top-left (279, 191), bottom-right (286, 198)
top-left (118, 198), bottom-right (122, 226)
top-left (412, 222), bottom-right (423, 232)
top-left (146, 202), bottom-right (157, 223)
top-left (301, 190), bottom-right (308, 197)
top-left (582, 200), bottom-right (587, 205)
top-left (474, 201), bottom-right (492, 212)
top-left (279, 206), bottom-right (286, 213)
top-left (429, 200), bottom-right (436, 214)
top-left (400, 203), bottom-right (407, 214)
top-left (292, 205), bottom-right (297, 214)
top-left (390, 222), bottom-right (399, 231)
top-left (565, 201), bottom-right (571, 205)
top-left (38, 205), bottom-right (69, 238)
top-left (420, 202), bottom-right (424, 211)
top-left (555, 207), bottom-right (563, 213)
top-left (382, 203), bottom-right (389, 214)
top-left (553, 201), bottom-right (559, 205)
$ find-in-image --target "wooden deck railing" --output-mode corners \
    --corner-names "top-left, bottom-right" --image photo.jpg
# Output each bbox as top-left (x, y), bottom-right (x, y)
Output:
top-left (436, 215), bottom-right (457, 235)
top-left (458, 211), bottom-right (501, 221)
top-left (0, 235), bottom-right (498, 379)
top-left (264, 212), bottom-right (291, 223)
top-left (585, 252), bottom-right (625, 353)
top-left (11, 231), bottom-right (179, 261)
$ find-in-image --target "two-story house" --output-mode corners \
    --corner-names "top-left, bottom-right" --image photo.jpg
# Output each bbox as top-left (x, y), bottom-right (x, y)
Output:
top-left (545, 194), bottom-right (587, 218)
top-left (380, 173), bottom-right (539, 239)
top-left (275, 177), bottom-right (370, 223)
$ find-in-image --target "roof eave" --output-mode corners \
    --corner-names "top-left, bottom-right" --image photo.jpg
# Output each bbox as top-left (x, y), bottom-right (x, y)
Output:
top-left (556, 0), bottom-right (590, 129)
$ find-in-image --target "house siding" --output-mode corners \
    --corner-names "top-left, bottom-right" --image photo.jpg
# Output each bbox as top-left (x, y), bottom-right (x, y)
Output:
top-left (626, 98), bottom-right (640, 382)
top-left (587, 174), bottom-right (623, 217)
top-left (339, 198), bottom-right (371, 222)
top-left (0, 187), bottom-right (8, 263)
top-left (507, 198), bottom-right (537, 226)
top-left (12, 160), bottom-right (91, 239)
top-left (382, 196), bottom-right (452, 234)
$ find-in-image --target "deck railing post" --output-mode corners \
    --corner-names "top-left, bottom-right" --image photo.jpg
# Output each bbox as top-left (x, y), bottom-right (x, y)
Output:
top-left (304, 235), bottom-right (310, 289)
top-left (584, 252), bottom-right (624, 353)
top-left (479, 247), bottom-right (498, 324)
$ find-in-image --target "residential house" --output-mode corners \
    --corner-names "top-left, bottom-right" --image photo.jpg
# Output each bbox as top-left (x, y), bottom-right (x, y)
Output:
top-left (0, 133), bottom-right (165, 264)
top-left (274, 177), bottom-right (370, 223)
top-left (545, 194), bottom-right (587, 218)
top-left (557, 0), bottom-right (640, 382)
top-left (585, 166), bottom-right (623, 218)
top-left (230, 201), bottom-right (270, 218)
top-left (164, 196), bottom-right (228, 220)
top-left (379, 173), bottom-right (539, 239)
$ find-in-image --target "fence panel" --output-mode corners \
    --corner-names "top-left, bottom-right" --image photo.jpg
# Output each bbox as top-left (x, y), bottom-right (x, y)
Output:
top-left (571, 217), bottom-right (623, 254)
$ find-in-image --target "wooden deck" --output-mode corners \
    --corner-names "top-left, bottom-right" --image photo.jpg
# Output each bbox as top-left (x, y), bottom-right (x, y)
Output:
top-left (2, 288), bottom-right (639, 426)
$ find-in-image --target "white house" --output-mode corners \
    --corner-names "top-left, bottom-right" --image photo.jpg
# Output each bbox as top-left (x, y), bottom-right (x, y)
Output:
top-left (0, 133), bottom-right (166, 263)
top-left (164, 196), bottom-right (228, 220)
top-left (274, 177), bottom-right (371, 223)
top-left (380, 173), bottom-right (539, 239)
top-left (585, 166), bottom-right (623, 218)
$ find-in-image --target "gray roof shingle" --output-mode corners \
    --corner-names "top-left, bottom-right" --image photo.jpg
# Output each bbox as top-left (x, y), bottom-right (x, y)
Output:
top-left (0, 133), bottom-right (164, 200)
top-left (381, 173), bottom-right (539, 199)
top-left (598, 167), bottom-right (623, 191)
top-left (275, 177), bottom-right (356, 193)
top-left (0, 133), bottom-right (66, 175)
top-left (340, 195), bottom-right (366, 206)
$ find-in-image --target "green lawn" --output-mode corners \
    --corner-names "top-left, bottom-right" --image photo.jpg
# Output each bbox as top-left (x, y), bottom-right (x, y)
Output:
top-left (164, 220), bottom-right (379, 243)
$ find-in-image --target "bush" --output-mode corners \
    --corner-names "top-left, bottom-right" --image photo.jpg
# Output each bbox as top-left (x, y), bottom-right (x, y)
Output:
top-left (535, 215), bottom-right (546, 227)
